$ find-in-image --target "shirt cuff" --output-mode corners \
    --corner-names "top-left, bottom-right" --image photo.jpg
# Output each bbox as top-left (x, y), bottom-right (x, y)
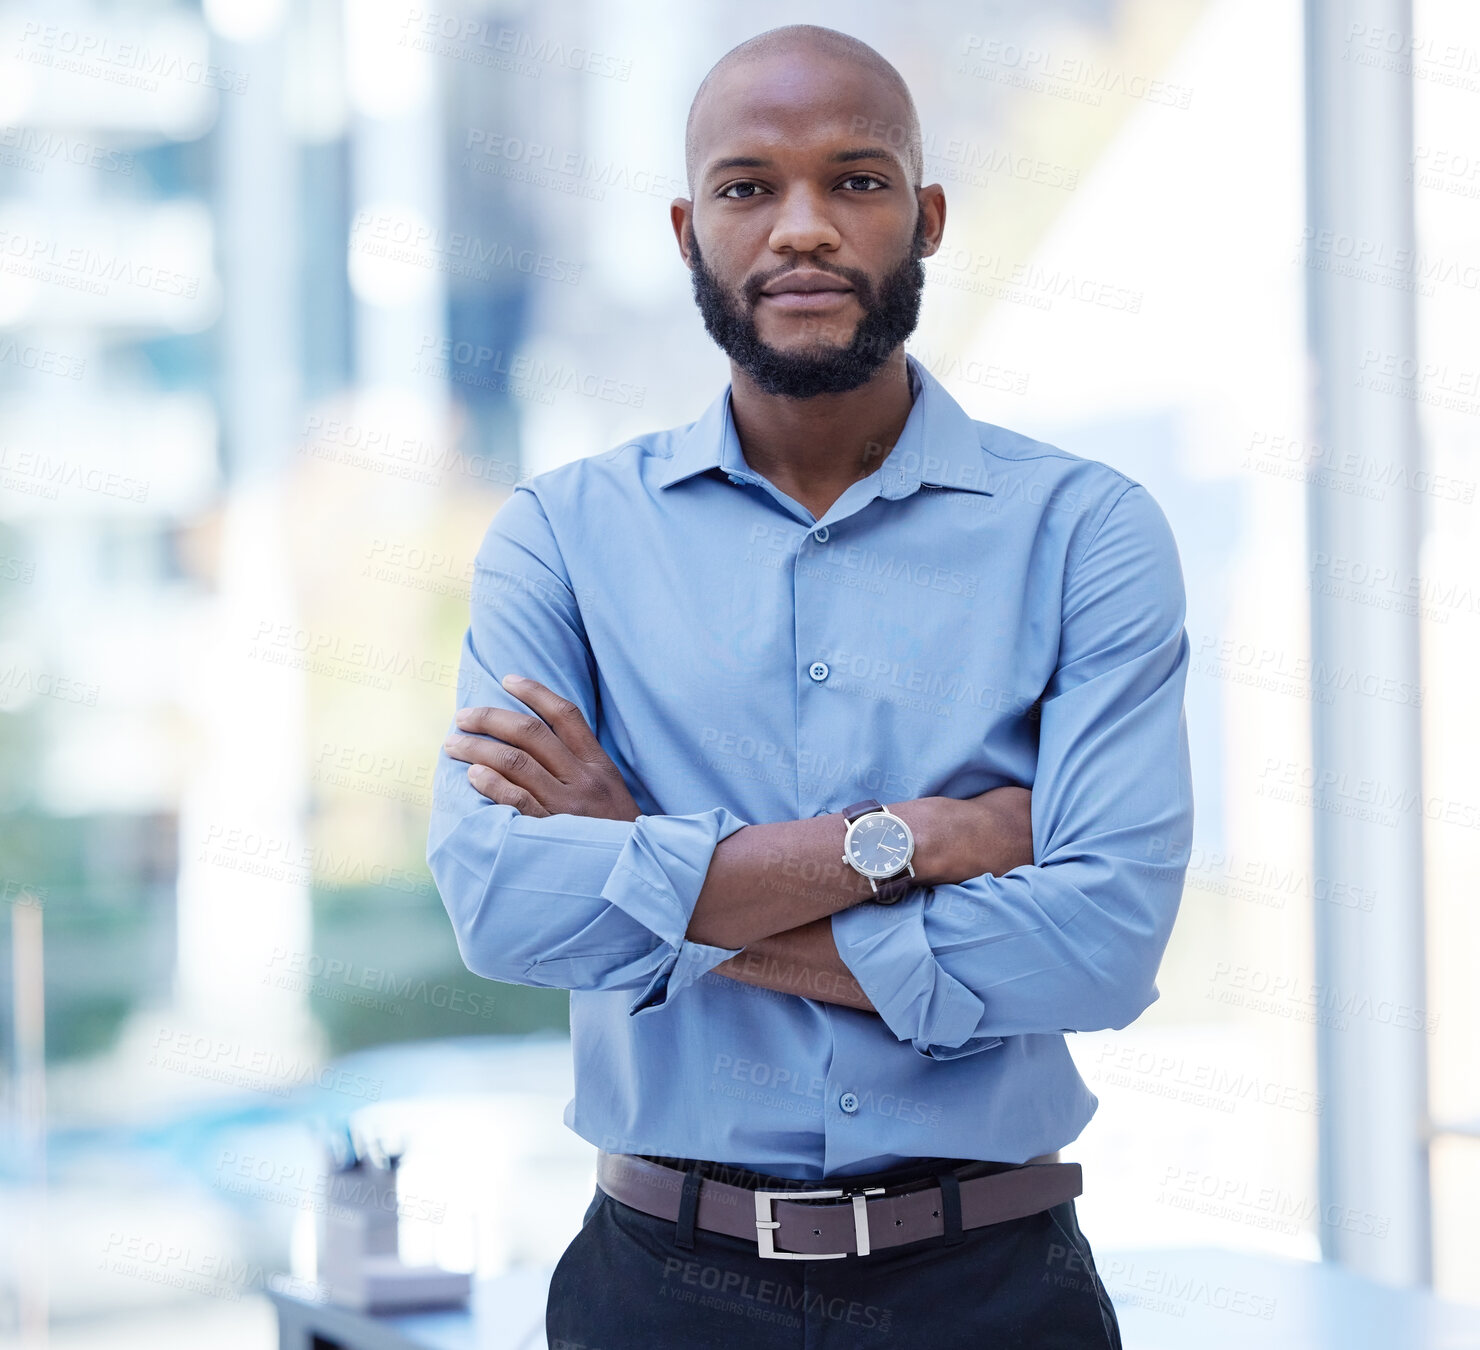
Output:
top-left (831, 889), bottom-right (1004, 1060)
top-left (596, 805), bottom-right (750, 1016)
top-left (627, 936), bottom-right (745, 1015)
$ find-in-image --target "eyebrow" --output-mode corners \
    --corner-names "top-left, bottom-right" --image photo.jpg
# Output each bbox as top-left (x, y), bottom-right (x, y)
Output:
top-left (705, 147), bottom-right (898, 181)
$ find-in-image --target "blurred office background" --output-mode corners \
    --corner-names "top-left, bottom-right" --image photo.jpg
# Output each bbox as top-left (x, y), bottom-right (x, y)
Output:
top-left (1, 0), bottom-right (1476, 1345)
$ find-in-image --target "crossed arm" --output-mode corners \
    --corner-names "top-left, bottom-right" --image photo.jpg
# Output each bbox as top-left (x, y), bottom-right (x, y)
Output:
top-left (430, 482), bottom-right (1192, 1055)
top-left (440, 677), bottom-right (1035, 1015)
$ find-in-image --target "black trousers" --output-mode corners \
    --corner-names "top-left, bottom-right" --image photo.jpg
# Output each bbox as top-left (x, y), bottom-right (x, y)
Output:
top-left (545, 1155), bottom-right (1123, 1349)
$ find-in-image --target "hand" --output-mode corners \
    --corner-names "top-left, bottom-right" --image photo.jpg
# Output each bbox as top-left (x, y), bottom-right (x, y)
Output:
top-left (441, 674), bottom-right (641, 821)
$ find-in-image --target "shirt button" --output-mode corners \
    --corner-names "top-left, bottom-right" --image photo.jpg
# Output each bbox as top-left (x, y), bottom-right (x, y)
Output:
top-left (808, 661), bottom-right (830, 682)
top-left (839, 1092), bottom-right (859, 1114)
top-left (812, 526), bottom-right (830, 543)
top-left (727, 474), bottom-right (745, 485)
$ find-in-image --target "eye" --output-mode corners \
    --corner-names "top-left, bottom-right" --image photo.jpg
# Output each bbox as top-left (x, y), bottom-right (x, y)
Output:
top-left (718, 181), bottom-right (767, 200)
top-left (840, 174), bottom-right (887, 191)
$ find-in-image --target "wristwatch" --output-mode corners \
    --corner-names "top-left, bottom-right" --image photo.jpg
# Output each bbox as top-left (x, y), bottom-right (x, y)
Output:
top-left (840, 799), bottom-right (916, 904)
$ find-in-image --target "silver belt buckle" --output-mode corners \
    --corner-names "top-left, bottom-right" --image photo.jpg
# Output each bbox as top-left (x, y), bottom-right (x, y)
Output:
top-left (753, 1185), bottom-right (885, 1259)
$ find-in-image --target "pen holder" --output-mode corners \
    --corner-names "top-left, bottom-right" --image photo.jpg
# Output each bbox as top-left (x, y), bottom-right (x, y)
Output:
top-left (317, 1149), bottom-right (471, 1313)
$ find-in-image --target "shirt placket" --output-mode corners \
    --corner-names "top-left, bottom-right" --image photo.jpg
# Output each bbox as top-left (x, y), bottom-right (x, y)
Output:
top-left (714, 392), bottom-right (927, 1174)
top-left (789, 485), bottom-right (900, 1171)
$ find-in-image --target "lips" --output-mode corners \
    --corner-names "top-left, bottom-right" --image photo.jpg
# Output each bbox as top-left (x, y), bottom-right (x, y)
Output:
top-left (761, 271), bottom-right (853, 296)
top-left (757, 271), bottom-right (856, 312)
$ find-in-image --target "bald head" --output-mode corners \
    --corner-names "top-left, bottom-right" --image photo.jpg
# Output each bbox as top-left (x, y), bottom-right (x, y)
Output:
top-left (684, 25), bottom-right (924, 198)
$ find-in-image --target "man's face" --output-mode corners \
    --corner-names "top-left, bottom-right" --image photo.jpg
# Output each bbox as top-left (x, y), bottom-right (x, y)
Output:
top-left (687, 212), bottom-right (928, 398)
top-left (676, 51), bottom-right (944, 399)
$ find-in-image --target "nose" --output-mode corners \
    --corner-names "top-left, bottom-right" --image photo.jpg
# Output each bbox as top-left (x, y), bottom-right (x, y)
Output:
top-left (766, 185), bottom-right (842, 257)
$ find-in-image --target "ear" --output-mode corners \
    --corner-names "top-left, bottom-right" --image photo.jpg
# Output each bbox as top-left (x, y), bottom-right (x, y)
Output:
top-left (670, 199), bottom-right (696, 268)
top-left (916, 184), bottom-right (947, 259)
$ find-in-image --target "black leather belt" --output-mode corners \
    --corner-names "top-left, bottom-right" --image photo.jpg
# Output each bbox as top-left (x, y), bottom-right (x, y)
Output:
top-left (595, 1150), bottom-right (1083, 1259)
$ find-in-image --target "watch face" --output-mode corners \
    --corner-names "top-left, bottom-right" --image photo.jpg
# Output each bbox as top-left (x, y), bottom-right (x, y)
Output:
top-left (846, 813), bottom-right (913, 879)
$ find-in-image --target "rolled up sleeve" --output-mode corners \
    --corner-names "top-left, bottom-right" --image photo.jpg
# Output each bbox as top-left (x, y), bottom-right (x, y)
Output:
top-left (426, 484), bottom-right (747, 1013)
top-left (831, 483), bottom-right (1194, 1056)
top-left (832, 889), bottom-right (1002, 1059)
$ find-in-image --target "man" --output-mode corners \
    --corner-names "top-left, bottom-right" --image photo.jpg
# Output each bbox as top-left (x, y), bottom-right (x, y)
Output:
top-left (429, 23), bottom-right (1192, 1348)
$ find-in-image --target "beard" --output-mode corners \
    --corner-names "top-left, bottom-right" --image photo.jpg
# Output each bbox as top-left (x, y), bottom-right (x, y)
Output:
top-left (687, 212), bottom-right (927, 399)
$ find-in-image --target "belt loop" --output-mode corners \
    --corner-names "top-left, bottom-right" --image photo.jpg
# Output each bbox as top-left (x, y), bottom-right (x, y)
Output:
top-left (674, 1161), bottom-right (704, 1250)
top-left (934, 1167), bottom-right (965, 1245)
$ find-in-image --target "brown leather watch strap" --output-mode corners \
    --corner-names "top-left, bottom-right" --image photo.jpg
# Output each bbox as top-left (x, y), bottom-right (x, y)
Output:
top-left (595, 1151), bottom-right (1083, 1257)
top-left (870, 872), bottom-right (913, 904)
top-left (842, 798), bottom-right (885, 823)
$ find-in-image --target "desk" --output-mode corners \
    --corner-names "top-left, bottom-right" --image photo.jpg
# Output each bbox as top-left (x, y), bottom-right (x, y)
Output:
top-left (269, 1248), bottom-right (1480, 1349)
top-left (1100, 1249), bottom-right (1480, 1348)
top-left (269, 1266), bottom-right (550, 1350)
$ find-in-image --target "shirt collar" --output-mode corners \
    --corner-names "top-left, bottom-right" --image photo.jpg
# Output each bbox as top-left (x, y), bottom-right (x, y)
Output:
top-left (657, 351), bottom-right (993, 498)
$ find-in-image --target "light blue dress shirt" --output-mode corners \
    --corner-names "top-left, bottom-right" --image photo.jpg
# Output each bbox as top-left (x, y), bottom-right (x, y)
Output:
top-left (426, 352), bottom-right (1193, 1180)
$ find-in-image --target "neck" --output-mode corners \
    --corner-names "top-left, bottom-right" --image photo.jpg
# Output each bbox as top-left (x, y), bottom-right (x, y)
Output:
top-left (727, 349), bottom-right (914, 521)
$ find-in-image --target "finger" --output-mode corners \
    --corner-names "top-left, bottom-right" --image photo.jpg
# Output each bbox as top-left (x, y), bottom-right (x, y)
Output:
top-left (462, 762), bottom-right (550, 817)
top-left (453, 702), bottom-right (581, 782)
top-left (496, 674), bottom-right (607, 764)
top-left (443, 730), bottom-right (564, 803)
